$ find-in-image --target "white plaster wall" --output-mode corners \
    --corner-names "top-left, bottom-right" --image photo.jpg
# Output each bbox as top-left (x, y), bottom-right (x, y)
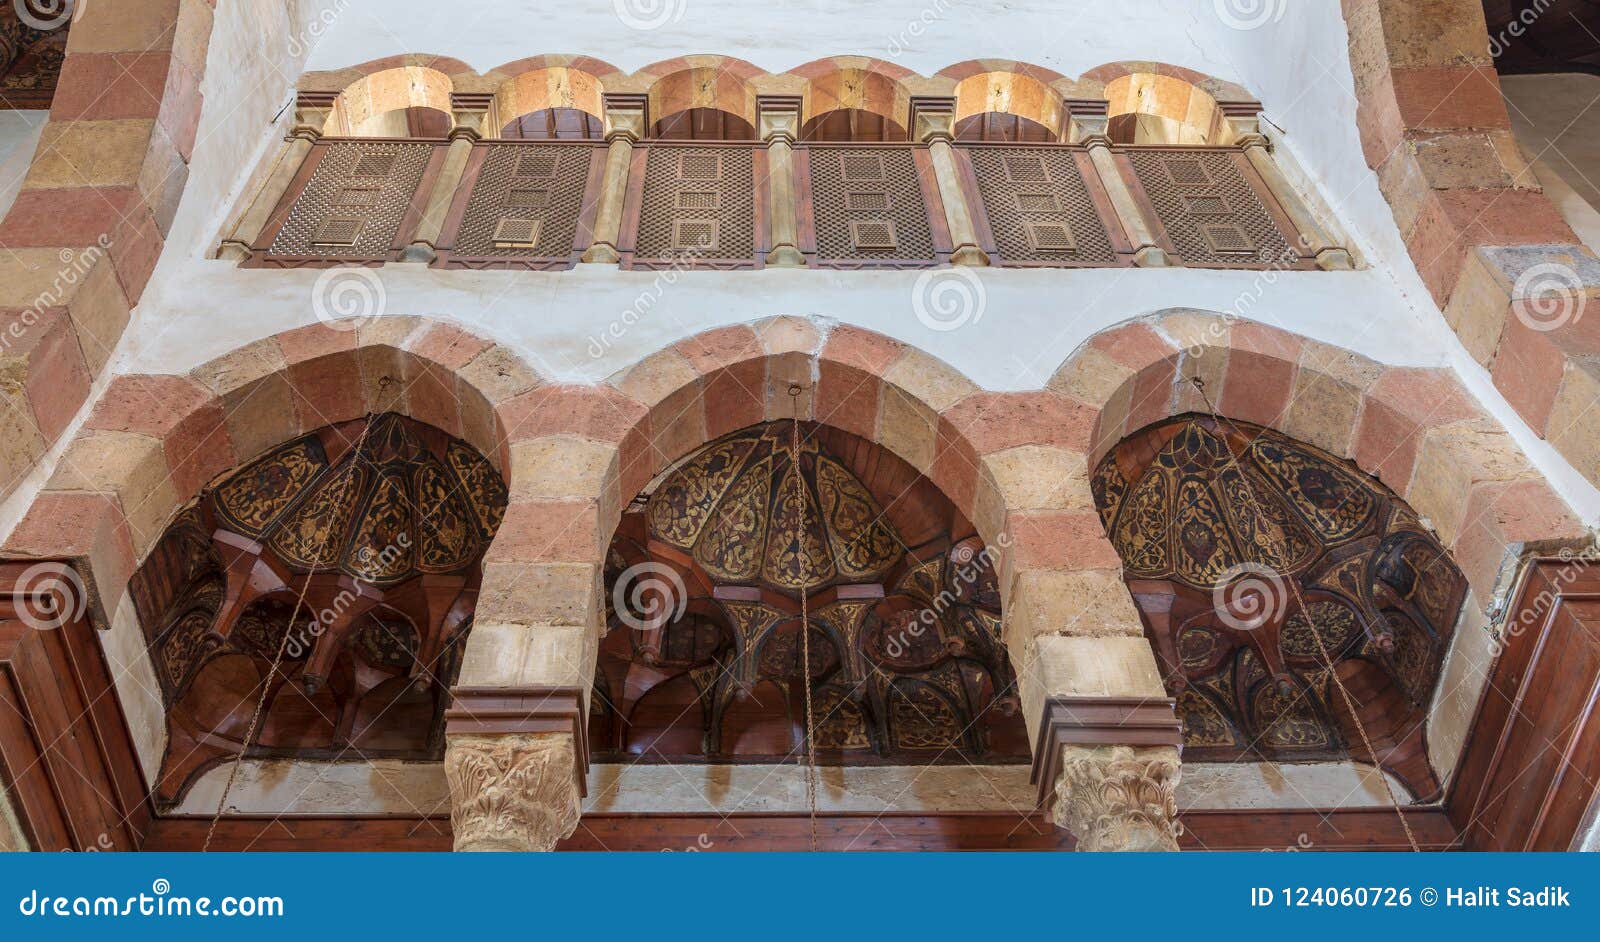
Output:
top-left (0, 110), bottom-right (47, 222)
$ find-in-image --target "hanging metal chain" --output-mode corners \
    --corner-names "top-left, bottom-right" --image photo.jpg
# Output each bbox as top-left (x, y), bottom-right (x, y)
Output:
top-left (203, 415), bottom-right (379, 852)
top-left (1191, 378), bottom-right (1420, 852)
top-left (789, 386), bottom-right (820, 852)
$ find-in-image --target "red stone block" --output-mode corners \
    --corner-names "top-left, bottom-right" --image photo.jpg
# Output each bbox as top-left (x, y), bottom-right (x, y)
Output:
top-left (702, 361), bottom-right (766, 438)
top-left (940, 391), bottom-right (1094, 456)
top-left (87, 373), bottom-right (210, 438)
top-left (820, 323), bottom-right (905, 374)
top-left (672, 324), bottom-right (762, 374)
top-left (813, 361), bottom-right (880, 442)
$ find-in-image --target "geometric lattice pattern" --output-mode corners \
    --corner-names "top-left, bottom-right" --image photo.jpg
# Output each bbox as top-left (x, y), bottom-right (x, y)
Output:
top-left (447, 143), bottom-right (596, 268)
top-left (1126, 150), bottom-right (1296, 268)
top-left (265, 142), bottom-right (434, 261)
top-left (629, 145), bottom-right (756, 269)
top-left (964, 146), bottom-right (1118, 265)
top-left (806, 146), bottom-right (937, 268)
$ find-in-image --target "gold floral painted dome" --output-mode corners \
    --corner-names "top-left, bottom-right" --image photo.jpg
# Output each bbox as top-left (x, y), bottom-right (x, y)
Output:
top-left (206, 413), bottom-right (507, 586)
top-left (645, 423), bottom-right (903, 594)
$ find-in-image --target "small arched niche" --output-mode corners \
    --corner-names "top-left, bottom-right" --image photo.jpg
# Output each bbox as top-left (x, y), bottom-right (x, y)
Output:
top-left (647, 66), bottom-right (758, 140)
top-left (1091, 415), bottom-right (1469, 801)
top-left (489, 67), bottom-right (605, 140)
top-left (1103, 72), bottom-right (1226, 145)
top-left (952, 71), bottom-right (1064, 143)
top-left (591, 421), bottom-right (1028, 765)
top-left (324, 66), bottom-right (455, 138)
top-left (129, 413), bottom-right (508, 809)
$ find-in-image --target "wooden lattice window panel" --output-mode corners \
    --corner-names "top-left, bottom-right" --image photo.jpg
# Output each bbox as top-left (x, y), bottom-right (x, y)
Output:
top-left (672, 219), bottom-right (720, 251)
top-left (1182, 194), bottom-right (1232, 216)
top-left (630, 145), bottom-right (755, 268)
top-left (1200, 223), bottom-right (1254, 255)
top-left (845, 191), bottom-right (891, 211)
top-left (517, 150), bottom-right (559, 177)
top-left (680, 152), bottom-right (721, 180)
top-left (1025, 221), bottom-right (1076, 252)
top-left (312, 217), bottom-right (364, 246)
top-left (352, 152), bottom-right (397, 179)
top-left (807, 147), bottom-right (935, 267)
top-left (1128, 149), bottom-right (1294, 267)
top-left (492, 218), bottom-right (543, 248)
top-left (676, 190), bottom-right (720, 211)
top-left (446, 144), bottom-right (594, 264)
top-left (333, 186), bottom-right (382, 209)
top-left (849, 219), bottom-right (897, 251)
top-left (1003, 155), bottom-right (1050, 183)
top-left (505, 187), bottom-right (551, 209)
top-left (264, 142), bottom-right (433, 260)
top-left (840, 153), bottom-right (887, 182)
top-left (963, 145), bottom-right (1117, 266)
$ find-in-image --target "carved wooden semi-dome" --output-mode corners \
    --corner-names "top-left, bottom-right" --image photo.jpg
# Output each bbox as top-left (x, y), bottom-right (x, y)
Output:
top-left (129, 413), bottom-right (507, 808)
top-left (1092, 415), bottom-right (1469, 800)
top-left (594, 422), bottom-right (1029, 765)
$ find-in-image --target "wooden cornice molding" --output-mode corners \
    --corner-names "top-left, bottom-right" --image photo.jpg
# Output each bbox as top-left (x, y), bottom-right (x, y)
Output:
top-left (445, 686), bottom-right (589, 796)
top-left (1028, 696), bottom-right (1184, 808)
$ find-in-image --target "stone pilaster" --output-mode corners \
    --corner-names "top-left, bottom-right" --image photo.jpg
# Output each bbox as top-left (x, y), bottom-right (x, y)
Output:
top-left (1050, 744), bottom-right (1182, 852)
top-left (403, 94), bottom-right (487, 263)
top-left (911, 97), bottom-right (989, 267)
top-left (581, 93), bottom-right (647, 264)
top-left (444, 731), bottom-right (582, 852)
top-left (1226, 107), bottom-right (1354, 272)
top-left (759, 96), bottom-right (805, 267)
top-left (217, 97), bottom-right (331, 261)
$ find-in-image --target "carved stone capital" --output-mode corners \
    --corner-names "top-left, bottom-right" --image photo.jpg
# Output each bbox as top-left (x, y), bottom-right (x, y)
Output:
top-left (1050, 744), bottom-right (1182, 852)
top-left (445, 732), bottom-right (581, 852)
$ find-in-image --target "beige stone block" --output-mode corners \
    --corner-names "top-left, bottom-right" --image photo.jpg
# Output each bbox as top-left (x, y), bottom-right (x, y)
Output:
top-left (1003, 567), bottom-right (1143, 648)
top-left (764, 351), bottom-right (814, 421)
top-left (1282, 361), bottom-right (1372, 459)
top-left (1016, 634), bottom-right (1168, 746)
top-left (0, 249), bottom-right (95, 308)
top-left (608, 349), bottom-right (700, 410)
top-left (191, 339), bottom-right (287, 398)
top-left (882, 347), bottom-right (979, 413)
top-left (50, 430), bottom-right (178, 554)
top-left (1047, 345), bottom-right (1132, 405)
top-left (458, 344), bottom-right (542, 404)
top-left (476, 561), bottom-right (602, 627)
top-left (456, 623), bottom-right (596, 689)
top-left (221, 374), bottom-right (300, 463)
top-left (357, 315), bottom-right (424, 352)
top-left (1547, 358), bottom-right (1600, 489)
top-left (0, 391), bottom-right (47, 496)
top-left (876, 384), bottom-right (938, 473)
top-left (1409, 419), bottom-right (1533, 545)
top-left (753, 316), bottom-right (820, 356)
top-left (979, 445), bottom-right (1093, 513)
top-left (24, 120), bottom-right (156, 190)
top-left (509, 436), bottom-right (619, 502)
top-left (66, 257), bottom-right (132, 377)
top-left (1425, 593), bottom-right (1494, 786)
top-left (1443, 248), bottom-right (1513, 365)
